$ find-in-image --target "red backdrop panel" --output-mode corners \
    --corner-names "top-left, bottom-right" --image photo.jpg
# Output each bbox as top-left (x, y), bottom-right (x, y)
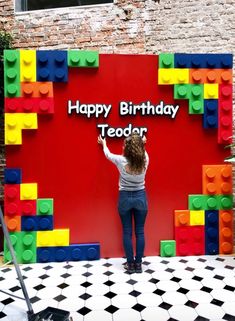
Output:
top-left (6, 54), bottom-right (228, 257)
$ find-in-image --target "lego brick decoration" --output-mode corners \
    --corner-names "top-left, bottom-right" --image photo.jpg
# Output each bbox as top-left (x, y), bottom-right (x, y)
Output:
top-left (219, 210), bottom-right (233, 254)
top-left (160, 240), bottom-right (176, 257)
top-left (205, 210), bottom-right (219, 255)
top-left (37, 243), bottom-right (100, 263)
top-left (175, 226), bottom-right (205, 256)
top-left (202, 164), bottom-right (232, 195)
top-left (4, 51), bottom-right (233, 260)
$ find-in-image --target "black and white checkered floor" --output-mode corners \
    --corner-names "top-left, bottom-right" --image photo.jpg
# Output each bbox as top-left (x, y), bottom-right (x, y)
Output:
top-left (0, 256), bottom-right (235, 321)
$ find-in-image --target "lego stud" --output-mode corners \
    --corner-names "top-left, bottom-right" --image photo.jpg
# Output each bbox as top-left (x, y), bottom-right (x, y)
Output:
top-left (6, 203), bottom-right (18, 216)
top-left (39, 101), bottom-right (50, 112)
top-left (23, 70), bottom-right (33, 81)
top-left (55, 54), bottom-right (65, 64)
top-left (70, 52), bottom-right (80, 65)
top-left (192, 198), bottom-right (202, 209)
top-left (221, 211), bottom-right (232, 223)
top-left (191, 101), bottom-right (202, 112)
top-left (6, 51), bottom-right (18, 63)
top-left (6, 68), bottom-right (17, 80)
top-left (191, 57), bottom-right (201, 68)
top-left (39, 218), bottom-right (50, 230)
top-left (192, 70), bottom-right (202, 82)
top-left (221, 132), bottom-right (230, 143)
top-left (8, 219), bottom-right (18, 231)
top-left (221, 102), bottom-right (231, 112)
top-left (207, 86), bottom-right (216, 98)
top-left (22, 202), bottom-right (34, 215)
top-left (7, 84), bottom-right (18, 96)
top-left (38, 54), bottom-right (48, 64)
top-left (221, 197), bottom-right (232, 209)
top-left (6, 114), bottom-right (17, 128)
top-left (24, 218), bottom-right (35, 231)
top-left (206, 101), bottom-right (217, 112)
top-left (23, 104), bottom-right (33, 112)
top-left (207, 212), bottom-right (217, 224)
top-left (221, 86), bottom-right (231, 97)
top-left (207, 197), bottom-right (217, 209)
top-left (177, 70), bottom-right (187, 83)
top-left (221, 116), bottom-right (230, 127)
top-left (207, 57), bottom-right (216, 68)
top-left (22, 250), bottom-right (34, 262)
top-left (39, 84), bottom-right (49, 95)
top-left (8, 103), bottom-right (17, 112)
top-left (162, 70), bottom-right (171, 83)
top-left (7, 132), bottom-right (18, 144)
top-left (206, 183), bottom-right (216, 194)
top-left (87, 247), bottom-right (97, 259)
top-left (23, 115), bottom-right (34, 129)
top-left (191, 86), bottom-right (201, 97)
top-left (6, 186), bottom-right (18, 199)
top-left (39, 68), bottom-right (50, 80)
top-left (221, 182), bottom-right (231, 194)
top-left (164, 244), bottom-right (174, 256)
top-left (55, 69), bottom-right (65, 80)
top-left (221, 167), bottom-right (231, 179)
top-left (221, 56), bottom-right (231, 68)
top-left (86, 52), bottom-right (97, 66)
top-left (205, 168), bottom-right (216, 180)
top-left (39, 249), bottom-right (50, 262)
top-left (222, 227), bottom-right (232, 238)
top-left (177, 86), bottom-right (187, 97)
top-left (162, 55), bottom-right (172, 67)
top-left (10, 234), bottom-right (17, 246)
top-left (23, 83), bottom-right (34, 95)
top-left (39, 202), bottom-right (50, 214)
top-left (71, 248), bottom-right (82, 260)
top-left (207, 227), bottom-right (217, 239)
top-left (23, 54), bottom-right (33, 65)
top-left (23, 234), bottom-right (34, 246)
top-left (207, 71), bottom-right (216, 83)
top-left (176, 57), bottom-right (187, 68)
top-left (206, 116), bottom-right (216, 127)
top-left (221, 71), bottom-right (231, 82)
top-left (178, 213), bottom-right (188, 225)
top-left (221, 242), bottom-right (232, 254)
top-left (55, 249), bottom-right (67, 262)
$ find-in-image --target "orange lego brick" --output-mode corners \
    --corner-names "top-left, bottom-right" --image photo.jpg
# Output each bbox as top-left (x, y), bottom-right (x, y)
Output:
top-left (190, 69), bottom-right (232, 84)
top-left (174, 210), bottom-right (190, 226)
top-left (219, 210), bottom-right (233, 254)
top-left (4, 215), bottom-right (21, 232)
top-left (21, 82), bottom-right (53, 98)
top-left (202, 165), bottom-right (232, 195)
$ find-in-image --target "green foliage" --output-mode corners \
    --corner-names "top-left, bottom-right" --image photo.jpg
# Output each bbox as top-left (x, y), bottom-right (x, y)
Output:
top-left (0, 31), bottom-right (13, 111)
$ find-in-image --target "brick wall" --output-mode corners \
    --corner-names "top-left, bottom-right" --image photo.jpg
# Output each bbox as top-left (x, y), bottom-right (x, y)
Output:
top-left (0, 0), bottom-right (234, 242)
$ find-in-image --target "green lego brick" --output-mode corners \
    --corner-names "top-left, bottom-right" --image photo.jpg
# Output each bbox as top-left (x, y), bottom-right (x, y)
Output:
top-left (189, 194), bottom-right (219, 210)
top-left (159, 53), bottom-right (174, 68)
top-left (68, 50), bottom-right (99, 67)
top-left (160, 240), bottom-right (176, 257)
top-left (189, 84), bottom-right (204, 114)
top-left (4, 50), bottom-right (21, 97)
top-left (37, 198), bottom-right (54, 215)
top-left (174, 84), bottom-right (190, 99)
top-left (4, 231), bottom-right (36, 264)
top-left (218, 195), bottom-right (233, 209)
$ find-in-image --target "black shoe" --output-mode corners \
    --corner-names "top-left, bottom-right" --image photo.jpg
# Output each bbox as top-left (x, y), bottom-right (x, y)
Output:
top-left (123, 262), bottom-right (135, 274)
top-left (135, 262), bottom-right (142, 273)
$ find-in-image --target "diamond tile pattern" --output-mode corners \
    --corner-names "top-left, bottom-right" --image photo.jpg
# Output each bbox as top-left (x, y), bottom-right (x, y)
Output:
top-left (0, 256), bottom-right (235, 320)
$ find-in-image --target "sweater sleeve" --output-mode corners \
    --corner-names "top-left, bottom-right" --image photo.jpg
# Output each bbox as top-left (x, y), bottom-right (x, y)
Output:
top-left (103, 145), bottom-right (124, 168)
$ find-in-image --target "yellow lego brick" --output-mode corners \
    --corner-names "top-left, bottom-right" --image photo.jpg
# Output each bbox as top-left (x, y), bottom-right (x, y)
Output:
top-left (158, 69), bottom-right (189, 84)
top-left (21, 113), bottom-right (38, 129)
top-left (5, 113), bottom-right (21, 131)
top-left (5, 129), bottom-right (22, 145)
top-left (204, 84), bottom-right (218, 99)
top-left (190, 210), bottom-right (205, 226)
top-left (158, 69), bottom-right (174, 84)
top-left (20, 183), bottom-right (38, 200)
top-left (20, 50), bottom-right (36, 82)
top-left (37, 229), bottom-right (70, 247)
top-left (174, 69), bottom-right (189, 84)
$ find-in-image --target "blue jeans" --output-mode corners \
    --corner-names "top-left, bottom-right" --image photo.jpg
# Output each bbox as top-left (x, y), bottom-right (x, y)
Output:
top-left (118, 189), bottom-right (148, 264)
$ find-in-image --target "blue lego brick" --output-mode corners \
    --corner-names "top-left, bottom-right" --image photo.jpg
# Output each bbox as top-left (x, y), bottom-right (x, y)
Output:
top-left (37, 243), bottom-right (100, 263)
top-left (22, 215), bottom-right (53, 231)
top-left (205, 210), bottom-right (219, 255)
top-left (203, 99), bottom-right (218, 129)
top-left (36, 50), bottom-right (68, 82)
top-left (4, 168), bottom-right (22, 184)
top-left (174, 54), bottom-right (233, 69)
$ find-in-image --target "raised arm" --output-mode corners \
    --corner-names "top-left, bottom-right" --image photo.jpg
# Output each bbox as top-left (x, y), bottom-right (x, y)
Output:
top-left (98, 135), bottom-right (123, 166)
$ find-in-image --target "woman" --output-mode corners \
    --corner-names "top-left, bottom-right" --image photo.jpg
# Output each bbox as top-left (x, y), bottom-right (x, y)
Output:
top-left (98, 133), bottom-right (149, 274)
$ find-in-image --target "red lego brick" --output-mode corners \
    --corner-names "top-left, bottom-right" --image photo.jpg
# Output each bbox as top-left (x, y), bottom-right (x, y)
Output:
top-left (5, 97), bottom-right (54, 114)
top-left (218, 84), bottom-right (232, 144)
top-left (4, 185), bottom-right (21, 216)
top-left (21, 200), bottom-right (37, 216)
top-left (175, 225), bottom-right (205, 256)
